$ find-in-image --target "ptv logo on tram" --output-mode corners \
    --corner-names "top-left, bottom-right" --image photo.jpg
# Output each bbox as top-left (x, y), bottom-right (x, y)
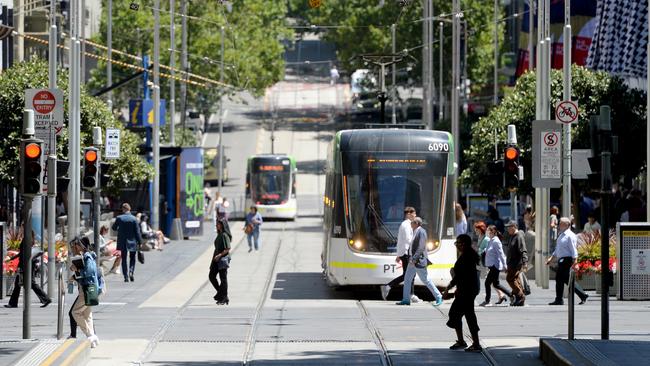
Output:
top-left (383, 261), bottom-right (403, 274)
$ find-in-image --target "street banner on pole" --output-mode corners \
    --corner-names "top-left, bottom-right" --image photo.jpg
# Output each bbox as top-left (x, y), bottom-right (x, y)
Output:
top-left (105, 128), bottom-right (121, 159)
top-left (532, 120), bottom-right (562, 188)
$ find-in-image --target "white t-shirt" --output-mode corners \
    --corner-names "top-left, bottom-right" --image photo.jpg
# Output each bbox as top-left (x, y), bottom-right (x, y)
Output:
top-left (396, 219), bottom-right (413, 257)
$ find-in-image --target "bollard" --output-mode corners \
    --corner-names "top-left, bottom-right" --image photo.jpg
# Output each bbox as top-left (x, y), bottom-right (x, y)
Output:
top-left (568, 269), bottom-right (575, 340)
top-left (57, 266), bottom-right (65, 339)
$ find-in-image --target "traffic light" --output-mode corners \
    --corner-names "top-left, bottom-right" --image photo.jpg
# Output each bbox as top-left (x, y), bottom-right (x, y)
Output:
top-left (19, 139), bottom-right (44, 195)
top-left (487, 160), bottom-right (503, 187)
top-left (503, 145), bottom-right (520, 190)
top-left (100, 162), bottom-right (112, 187)
top-left (82, 147), bottom-right (100, 190)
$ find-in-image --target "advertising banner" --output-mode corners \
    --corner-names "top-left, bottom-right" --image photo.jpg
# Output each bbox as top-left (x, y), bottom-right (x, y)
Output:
top-left (179, 148), bottom-right (204, 237)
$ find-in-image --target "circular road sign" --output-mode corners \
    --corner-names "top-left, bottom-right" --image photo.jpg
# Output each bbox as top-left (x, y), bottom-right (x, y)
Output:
top-left (543, 132), bottom-right (559, 147)
top-left (32, 90), bottom-right (56, 115)
top-left (555, 100), bottom-right (579, 124)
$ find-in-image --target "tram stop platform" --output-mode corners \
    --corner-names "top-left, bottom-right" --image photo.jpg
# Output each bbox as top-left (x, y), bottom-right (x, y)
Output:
top-left (540, 338), bottom-right (650, 365)
top-left (0, 339), bottom-right (90, 366)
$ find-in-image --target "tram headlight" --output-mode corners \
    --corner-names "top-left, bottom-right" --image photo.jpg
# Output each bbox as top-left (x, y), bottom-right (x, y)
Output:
top-left (349, 239), bottom-right (364, 250)
top-left (427, 241), bottom-right (440, 252)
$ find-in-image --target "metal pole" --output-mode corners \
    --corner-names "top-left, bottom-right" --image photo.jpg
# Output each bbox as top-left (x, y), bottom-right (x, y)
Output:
top-left (428, 2), bottom-right (434, 129)
top-left (647, 3), bottom-right (650, 220)
top-left (56, 266), bottom-right (64, 339)
top-left (169, 0), bottom-right (176, 145)
top-left (22, 196), bottom-right (33, 339)
top-left (80, 0), bottom-right (86, 83)
top-left (568, 269), bottom-right (575, 339)
top-left (16, 0), bottom-right (24, 62)
top-left (534, 0), bottom-right (543, 286)
top-left (49, 0), bottom-right (57, 89)
top-left (599, 105), bottom-right (612, 340)
top-left (179, 0), bottom-right (188, 130)
top-left (153, 0), bottom-right (161, 231)
top-left (68, 0), bottom-right (80, 241)
top-left (451, 0), bottom-right (460, 206)
top-left (46, 156), bottom-right (56, 297)
top-left (439, 22), bottom-right (443, 121)
top-left (562, 0), bottom-right (572, 218)
top-left (74, 0), bottom-right (81, 237)
top-left (391, 24), bottom-right (397, 124)
top-left (422, 0), bottom-right (430, 129)
top-left (541, 0), bottom-right (552, 290)
top-left (528, 0), bottom-right (534, 71)
top-left (107, 0), bottom-right (112, 110)
top-left (218, 26), bottom-right (224, 194)
top-left (494, 0), bottom-right (499, 106)
top-left (92, 127), bottom-right (102, 260)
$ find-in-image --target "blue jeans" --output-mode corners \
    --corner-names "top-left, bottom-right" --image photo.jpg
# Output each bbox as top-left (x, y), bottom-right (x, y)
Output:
top-left (247, 230), bottom-right (260, 250)
top-left (402, 264), bottom-right (442, 302)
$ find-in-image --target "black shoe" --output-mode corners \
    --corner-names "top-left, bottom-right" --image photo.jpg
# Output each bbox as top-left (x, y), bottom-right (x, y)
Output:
top-left (495, 296), bottom-right (507, 305)
top-left (510, 299), bottom-right (525, 306)
top-left (4, 304), bottom-right (17, 308)
top-left (579, 295), bottom-right (588, 305)
top-left (465, 344), bottom-right (483, 353)
top-left (217, 299), bottom-right (229, 305)
top-left (40, 299), bottom-right (52, 308)
top-left (449, 341), bottom-right (468, 350)
top-left (124, 278), bottom-right (129, 282)
top-left (129, 274), bottom-right (134, 282)
top-left (548, 300), bottom-right (564, 305)
top-left (248, 248), bottom-right (252, 253)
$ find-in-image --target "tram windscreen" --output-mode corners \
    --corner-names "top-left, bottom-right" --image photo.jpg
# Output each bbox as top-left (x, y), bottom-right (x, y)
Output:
top-left (251, 160), bottom-right (291, 205)
top-left (343, 152), bottom-right (448, 254)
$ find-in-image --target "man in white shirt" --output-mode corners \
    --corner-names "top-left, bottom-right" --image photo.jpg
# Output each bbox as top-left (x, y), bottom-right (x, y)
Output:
top-left (381, 207), bottom-right (416, 300)
top-left (546, 217), bottom-right (589, 305)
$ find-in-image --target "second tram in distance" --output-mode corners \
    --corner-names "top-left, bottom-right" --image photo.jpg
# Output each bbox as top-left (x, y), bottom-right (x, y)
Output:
top-left (246, 154), bottom-right (298, 220)
top-left (322, 129), bottom-right (457, 288)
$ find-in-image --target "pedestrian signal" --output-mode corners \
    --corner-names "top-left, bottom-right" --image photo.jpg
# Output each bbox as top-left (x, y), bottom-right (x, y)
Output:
top-left (20, 139), bottom-right (44, 195)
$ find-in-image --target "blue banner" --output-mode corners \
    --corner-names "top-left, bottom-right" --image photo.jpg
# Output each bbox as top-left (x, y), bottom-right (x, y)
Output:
top-left (128, 99), bottom-right (167, 127)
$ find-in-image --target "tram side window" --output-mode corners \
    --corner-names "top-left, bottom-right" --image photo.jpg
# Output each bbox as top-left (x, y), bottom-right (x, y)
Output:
top-left (332, 173), bottom-right (346, 238)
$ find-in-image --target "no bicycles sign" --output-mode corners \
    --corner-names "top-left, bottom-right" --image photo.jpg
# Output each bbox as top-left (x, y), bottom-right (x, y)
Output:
top-left (555, 100), bottom-right (579, 124)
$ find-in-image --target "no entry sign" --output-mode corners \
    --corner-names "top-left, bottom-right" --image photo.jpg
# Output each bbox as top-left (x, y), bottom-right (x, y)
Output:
top-left (32, 90), bottom-right (56, 114)
top-left (25, 89), bottom-right (64, 135)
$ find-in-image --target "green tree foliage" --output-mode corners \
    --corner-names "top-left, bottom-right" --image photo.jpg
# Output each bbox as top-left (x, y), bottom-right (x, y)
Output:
top-left (0, 60), bottom-right (153, 191)
top-left (288, 0), bottom-right (500, 93)
top-left (460, 65), bottom-right (646, 195)
top-left (88, 0), bottom-right (291, 118)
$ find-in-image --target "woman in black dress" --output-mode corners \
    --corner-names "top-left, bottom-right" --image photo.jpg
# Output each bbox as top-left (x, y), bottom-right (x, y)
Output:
top-left (209, 219), bottom-right (231, 305)
top-left (443, 234), bottom-right (482, 352)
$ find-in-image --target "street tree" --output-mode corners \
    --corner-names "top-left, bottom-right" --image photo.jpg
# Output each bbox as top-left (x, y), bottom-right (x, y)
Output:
top-left (460, 65), bottom-right (647, 195)
top-left (0, 60), bottom-right (153, 192)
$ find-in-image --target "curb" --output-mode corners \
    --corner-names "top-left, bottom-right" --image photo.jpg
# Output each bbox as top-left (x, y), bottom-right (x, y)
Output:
top-left (539, 338), bottom-right (593, 366)
top-left (37, 339), bottom-right (90, 366)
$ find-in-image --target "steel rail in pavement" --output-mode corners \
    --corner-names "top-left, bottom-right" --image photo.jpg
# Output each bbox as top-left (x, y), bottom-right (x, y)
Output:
top-left (357, 301), bottom-right (393, 366)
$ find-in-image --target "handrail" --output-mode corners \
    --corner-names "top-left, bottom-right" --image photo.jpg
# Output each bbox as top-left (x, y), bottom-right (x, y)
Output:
top-left (568, 269), bottom-right (575, 340)
top-left (56, 266), bottom-right (65, 340)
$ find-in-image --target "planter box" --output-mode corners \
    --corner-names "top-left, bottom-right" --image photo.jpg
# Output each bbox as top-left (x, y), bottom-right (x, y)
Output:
top-left (577, 272), bottom-right (598, 291)
top-left (595, 273), bottom-right (619, 296)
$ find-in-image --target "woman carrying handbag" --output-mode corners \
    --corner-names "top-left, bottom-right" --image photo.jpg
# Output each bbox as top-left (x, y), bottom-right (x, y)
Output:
top-left (68, 237), bottom-right (103, 348)
top-left (209, 219), bottom-right (231, 305)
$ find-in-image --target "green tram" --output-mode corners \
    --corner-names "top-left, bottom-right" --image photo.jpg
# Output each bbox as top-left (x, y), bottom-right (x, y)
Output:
top-left (245, 155), bottom-right (297, 220)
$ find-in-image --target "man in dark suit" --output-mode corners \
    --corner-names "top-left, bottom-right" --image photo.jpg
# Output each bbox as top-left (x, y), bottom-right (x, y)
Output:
top-left (111, 203), bottom-right (142, 282)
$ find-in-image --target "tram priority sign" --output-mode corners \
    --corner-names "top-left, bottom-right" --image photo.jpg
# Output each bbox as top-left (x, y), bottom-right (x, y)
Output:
top-left (24, 88), bottom-right (64, 135)
top-left (555, 100), bottom-right (579, 124)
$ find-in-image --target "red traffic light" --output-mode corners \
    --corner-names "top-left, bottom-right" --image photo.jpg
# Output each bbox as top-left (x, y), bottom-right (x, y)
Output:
top-left (84, 150), bottom-right (98, 162)
top-left (25, 143), bottom-right (41, 158)
top-left (504, 146), bottom-right (519, 160)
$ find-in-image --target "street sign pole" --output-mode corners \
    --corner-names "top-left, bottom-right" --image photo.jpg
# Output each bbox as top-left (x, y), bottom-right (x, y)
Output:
top-left (562, 0), bottom-right (572, 220)
top-left (46, 155), bottom-right (56, 297)
top-left (153, 0), bottom-right (161, 231)
top-left (92, 127), bottom-right (102, 260)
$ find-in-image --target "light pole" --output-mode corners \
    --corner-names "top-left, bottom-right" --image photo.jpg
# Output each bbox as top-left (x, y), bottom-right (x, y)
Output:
top-left (152, 0), bottom-right (161, 230)
top-left (562, 0), bottom-right (572, 219)
top-left (493, 0), bottom-right (499, 106)
top-left (451, 0), bottom-right (460, 206)
top-left (391, 24), bottom-right (397, 124)
top-left (180, 0), bottom-right (188, 130)
top-left (439, 21), bottom-right (443, 121)
top-left (107, 0), bottom-right (112, 110)
top-left (169, 0), bottom-right (176, 145)
top-left (218, 26), bottom-right (225, 194)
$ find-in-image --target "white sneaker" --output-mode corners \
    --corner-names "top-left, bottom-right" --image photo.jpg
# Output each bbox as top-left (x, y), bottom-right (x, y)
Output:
top-left (88, 335), bottom-right (99, 348)
top-left (380, 285), bottom-right (390, 301)
top-left (410, 295), bottom-right (421, 303)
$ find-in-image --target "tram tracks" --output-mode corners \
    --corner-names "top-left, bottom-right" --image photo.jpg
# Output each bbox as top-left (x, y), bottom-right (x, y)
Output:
top-left (242, 225), bottom-right (285, 366)
top-left (357, 301), bottom-right (393, 366)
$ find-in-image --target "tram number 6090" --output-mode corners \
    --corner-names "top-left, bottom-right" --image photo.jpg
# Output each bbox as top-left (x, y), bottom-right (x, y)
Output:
top-left (428, 142), bottom-right (449, 152)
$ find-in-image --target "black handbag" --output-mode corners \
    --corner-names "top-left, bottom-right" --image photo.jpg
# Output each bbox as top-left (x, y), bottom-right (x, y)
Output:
top-left (216, 255), bottom-right (230, 270)
top-left (137, 250), bottom-right (145, 264)
top-left (520, 271), bottom-right (531, 295)
top-left (84, 283), bottom-right (99, 306)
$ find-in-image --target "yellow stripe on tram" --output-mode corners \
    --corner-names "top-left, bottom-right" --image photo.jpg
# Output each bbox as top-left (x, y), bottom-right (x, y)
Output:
top-left (329, 262), bottom-right (379, 269)
top-left (428, 263), bottom-right (455, 269)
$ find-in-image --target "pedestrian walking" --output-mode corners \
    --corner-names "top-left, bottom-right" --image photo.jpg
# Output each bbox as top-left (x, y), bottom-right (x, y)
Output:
top-left (244, 206), bottom-right (263, 252)
top-left (209, 219), bottom-right (232, 305)
top-left (330, 65), bottom-right (340, 85)
top-left (479, 225), bottom-right (512, 306)
top-left (111, 203), bottom-right (142, 282)
top-left (395, 217), bottom-right (443, 306)
top-left (443, 234), bottom-right (482, 352)
top-left (504, 220), bottom-right (528, 306)
top-left (4, 241), bottom-right (51, 308)
top-left (455, 203), bottom-right (467, 235)
top-left (546, 217), bottom-right (589, 305)
top-left (380, 207), bottom-right (416, 301)
top-left (68, 237), bottom-right (102, 348)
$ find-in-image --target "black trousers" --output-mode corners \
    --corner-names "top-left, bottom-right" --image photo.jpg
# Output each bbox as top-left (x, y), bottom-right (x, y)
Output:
top-left (387, 255), bottom-right (414, 292)
top-left (556, 257), bottom-right (588, 302)
top-left (209, 263), bottom-right (228, 301)
top-left (120, 250), bottom-right (136, 279)
top-left (484, 266), bottom-right (512, 303)
top-left (447, 294), bottom-right (480, 335)
top-left (8, 275), bottom-right (50, 307)
top-left (69, 295), bottom-right (79, 338)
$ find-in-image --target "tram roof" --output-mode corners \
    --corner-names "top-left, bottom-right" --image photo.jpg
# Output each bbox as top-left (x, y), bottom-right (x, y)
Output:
top-left (248, 154), bottom-right (297, 166)
top-left (336, 129), bottom-right (452, 152)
